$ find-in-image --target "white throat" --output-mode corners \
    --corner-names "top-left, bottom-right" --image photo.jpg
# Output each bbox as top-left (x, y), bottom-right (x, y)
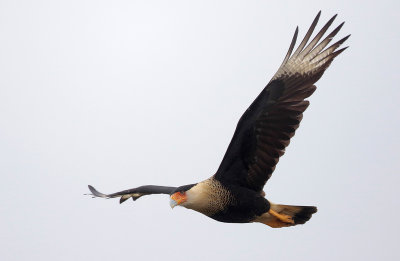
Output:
top-left (181, 178), bottom-right (231, 216)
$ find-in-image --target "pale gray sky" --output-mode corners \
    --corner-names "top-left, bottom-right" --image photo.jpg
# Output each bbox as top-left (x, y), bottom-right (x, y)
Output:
top-left (1, 1), bottom-right (399, 260)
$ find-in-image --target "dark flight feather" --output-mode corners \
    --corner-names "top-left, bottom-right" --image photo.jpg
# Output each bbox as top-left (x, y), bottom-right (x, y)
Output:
top-left (88, 185), bottom-right (177, 204)
top-left (214, 12), bottom-right (349, 192)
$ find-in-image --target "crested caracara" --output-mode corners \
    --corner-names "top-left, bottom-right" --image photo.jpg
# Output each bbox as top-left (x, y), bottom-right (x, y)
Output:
top-left (88, 12), bottom-right (349, 228)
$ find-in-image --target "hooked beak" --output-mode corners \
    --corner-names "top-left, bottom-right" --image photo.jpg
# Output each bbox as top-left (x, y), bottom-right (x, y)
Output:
top-left (170, 197), bottom-right (178, 209)
top-left (170, 192), bottom-right (187, 209)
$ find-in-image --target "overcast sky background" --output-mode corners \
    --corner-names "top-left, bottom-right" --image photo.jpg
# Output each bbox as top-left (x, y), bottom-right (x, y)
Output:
top-left (1, 0), bottom-right (399, 260)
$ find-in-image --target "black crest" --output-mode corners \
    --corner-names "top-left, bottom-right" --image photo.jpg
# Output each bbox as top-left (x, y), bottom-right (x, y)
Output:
top-left (171, 184), bottom-right (197, 195)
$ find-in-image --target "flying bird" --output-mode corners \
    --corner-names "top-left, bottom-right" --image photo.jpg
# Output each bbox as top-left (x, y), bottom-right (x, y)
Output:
top-left (88, 12), bottom-right (349, 228)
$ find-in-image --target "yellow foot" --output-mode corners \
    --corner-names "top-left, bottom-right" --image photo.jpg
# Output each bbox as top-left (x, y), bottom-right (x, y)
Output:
top-left (269, 209), bottom-right (295, 224)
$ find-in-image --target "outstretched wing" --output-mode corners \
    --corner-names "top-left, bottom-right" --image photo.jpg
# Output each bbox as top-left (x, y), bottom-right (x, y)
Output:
top-left (87, 185), bottom-right (177, 204)
top-left (214, 12), bottom-right (349, 192)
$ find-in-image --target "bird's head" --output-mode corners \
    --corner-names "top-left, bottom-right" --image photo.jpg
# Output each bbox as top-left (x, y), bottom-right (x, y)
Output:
top-left (169, 184), bottom-right (197, 209)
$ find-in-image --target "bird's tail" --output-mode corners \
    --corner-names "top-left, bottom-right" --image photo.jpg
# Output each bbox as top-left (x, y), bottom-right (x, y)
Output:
top-left (255, 203), bottom-right (317, 228)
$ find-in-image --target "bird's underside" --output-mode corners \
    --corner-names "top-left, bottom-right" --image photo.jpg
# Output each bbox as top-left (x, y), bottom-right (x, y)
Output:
top-left (87, 12), bottom-right (348, 228)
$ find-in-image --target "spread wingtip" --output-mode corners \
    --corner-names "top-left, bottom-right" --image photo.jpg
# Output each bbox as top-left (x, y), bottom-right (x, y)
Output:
top-left (87, 185), bottom-right (109, 198)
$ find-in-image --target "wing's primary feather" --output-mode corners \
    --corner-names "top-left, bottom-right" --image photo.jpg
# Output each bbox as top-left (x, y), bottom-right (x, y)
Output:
top-left (214, 12), bottom-right (349, 192)
top-left (87, 185), bottom-right (177, 204)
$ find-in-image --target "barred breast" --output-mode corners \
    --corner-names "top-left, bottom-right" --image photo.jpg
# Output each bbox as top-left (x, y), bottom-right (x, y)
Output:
top-left (183, 178), bottom-right (234, 216)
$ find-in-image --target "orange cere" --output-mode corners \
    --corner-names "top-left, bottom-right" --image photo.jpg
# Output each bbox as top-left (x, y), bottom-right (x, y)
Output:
top-left (170, 192), bottom-right (187, 205)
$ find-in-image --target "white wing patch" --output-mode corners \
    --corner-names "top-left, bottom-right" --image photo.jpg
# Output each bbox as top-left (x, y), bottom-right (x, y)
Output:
top-left (272, 12), bottom-right (349, 82)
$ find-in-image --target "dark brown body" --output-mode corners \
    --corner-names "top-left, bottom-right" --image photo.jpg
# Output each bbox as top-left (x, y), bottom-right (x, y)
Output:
top-left (209, 186), bottom-right (270, 223)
